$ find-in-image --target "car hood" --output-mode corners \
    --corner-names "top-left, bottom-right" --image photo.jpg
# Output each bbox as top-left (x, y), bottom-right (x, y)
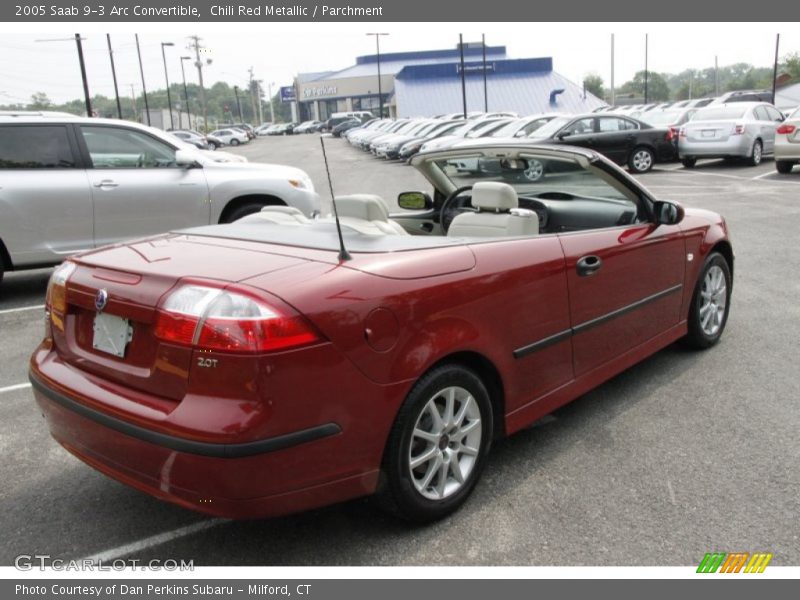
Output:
top-left (200, 159), bottom-right (309, 180)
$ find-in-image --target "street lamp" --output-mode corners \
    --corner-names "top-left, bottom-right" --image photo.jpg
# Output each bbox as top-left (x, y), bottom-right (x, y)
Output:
top-left (180, 56), bottom-right (193, 130)
top-left (366, 33), bottom-right (389, 118)
top-left (161, 42), bottom-right (175, 129)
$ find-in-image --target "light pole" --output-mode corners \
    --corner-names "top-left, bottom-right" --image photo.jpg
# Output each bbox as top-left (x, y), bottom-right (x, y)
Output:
top-left (180, 56), bottom-right (193, 129)
top-left (161, 42), bottom-right (175, 129)
top-left (366, 33), bottom-right (389, 118)
top-left (135, 34), bottom-right (150, 125)
top-left (267, 81), bottom-right (275, 123)
top-left (233, 86), bottom-right (243, 121)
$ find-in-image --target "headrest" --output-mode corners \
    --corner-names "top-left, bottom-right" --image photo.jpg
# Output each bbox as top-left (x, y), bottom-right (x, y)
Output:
top-left (333, 194), bottom-right (391, 222)
top-left (471, 182), bottom-right (518, 211)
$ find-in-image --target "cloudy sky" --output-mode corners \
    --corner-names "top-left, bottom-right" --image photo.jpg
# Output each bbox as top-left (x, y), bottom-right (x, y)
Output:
top-left (0, 22), bottom-right (797, 105)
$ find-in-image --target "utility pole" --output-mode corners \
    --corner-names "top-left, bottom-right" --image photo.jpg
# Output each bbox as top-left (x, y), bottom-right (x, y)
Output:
top-left (180, 56), bottom-right (193, 130)
top-left (714, 55), bottom-right (719, 96)
top-left (459, 33), bottom-right (467, 118)
top-left (772, 33), bottom-right (780, 105)
top-left (129, 84), bottom-right (138, 117)
top-left (233, 85), bottom-right (243, 121)
top-left (267, 82), bottom-right (275, 123)
top-left (34, 35), bottom-right (92, 117)
top-left (135, 34), bottom-right (150, 125)
top-left (610, 33), bottom-right (615, 106)
top-left (366, 33), bottom-right (389, 118)
top-left (161, 42), bottom-right (175, 129)
top-left (189, 35), bottom-right (209, 131)
top-left (106, 35), bottom-right (122, 118)
top-left (482, 33), bottom-right (488, 112)
top-left (644, 33), bottom-right (649, 104)
top-left (248, 67), bottom-right (258, 124)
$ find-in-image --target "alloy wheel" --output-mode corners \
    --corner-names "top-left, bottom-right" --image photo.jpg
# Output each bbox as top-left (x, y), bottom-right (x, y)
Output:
top-left (408, 386), bottom-right (482, 501)
top-left (632, 149), bottom-right (653, 172)
top-left (699, 265), bottom-right (727, 336)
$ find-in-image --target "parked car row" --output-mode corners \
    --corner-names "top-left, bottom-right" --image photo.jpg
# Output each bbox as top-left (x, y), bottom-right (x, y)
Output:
top-left (342, 111), bottom-right (678, 174)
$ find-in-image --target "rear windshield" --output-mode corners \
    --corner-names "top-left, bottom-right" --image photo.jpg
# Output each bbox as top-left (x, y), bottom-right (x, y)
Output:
top-left (641, 110), bottom-right (682, 126)
top-left (695, 106), bottom-right (748, 120)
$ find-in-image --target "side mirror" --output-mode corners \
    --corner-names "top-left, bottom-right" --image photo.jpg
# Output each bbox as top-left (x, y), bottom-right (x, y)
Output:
top-left (653, 200), bottom-right (685, 226)
top-left (557, 131), bottom-right (571, 140)
top-left (398, 191), bottom-right (433, 210)
top-left (175, 149), bottom-right (199, 168)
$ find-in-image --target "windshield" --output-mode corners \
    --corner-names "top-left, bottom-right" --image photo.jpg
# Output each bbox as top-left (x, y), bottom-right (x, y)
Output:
top-left (464, 119), bottom-right (513, 139)
top-left (430, 152), bottom-right (636, 203)
top-left (528, 117), bottom-right (571, 138)
top-left (694, 106), bottom-right (748, 120)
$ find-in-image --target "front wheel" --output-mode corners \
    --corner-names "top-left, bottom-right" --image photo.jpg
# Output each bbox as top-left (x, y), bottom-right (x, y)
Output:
top-left (628, 146), bottom-right (655, 173)
top-left (379, 364), bottom-right (493, 522)
top-left (776, 160), bottom-right (795, 174)
top-left (747, 140), bottom-right (762, 166)
top-left (682, 252), bottom-right (732, 349)
top-left (229, 138), bottom-right (240, 146)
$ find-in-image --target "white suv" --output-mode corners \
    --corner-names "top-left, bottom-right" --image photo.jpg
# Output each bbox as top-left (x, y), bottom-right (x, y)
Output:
top-left (0, 113), bottom-right (319, 285)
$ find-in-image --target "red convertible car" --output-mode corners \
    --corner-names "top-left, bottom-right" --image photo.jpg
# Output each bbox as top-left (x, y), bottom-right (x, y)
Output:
top-left (30, 143), bottom-right (733, 522)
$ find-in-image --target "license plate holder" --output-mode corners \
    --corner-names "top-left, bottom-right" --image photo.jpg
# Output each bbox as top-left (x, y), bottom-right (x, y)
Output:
top-left (702, 129), bottom-right (715, 138)
top-left (92, 312), bottom-right (133, 358)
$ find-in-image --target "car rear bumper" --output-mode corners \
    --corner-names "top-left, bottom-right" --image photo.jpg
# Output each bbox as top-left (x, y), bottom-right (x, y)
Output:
top-left (679, 136), bottom-right (753, 158)
top-left (29, 343), bottom-right (401, 519)
top-left (775, 141), bottom-right (800, 161)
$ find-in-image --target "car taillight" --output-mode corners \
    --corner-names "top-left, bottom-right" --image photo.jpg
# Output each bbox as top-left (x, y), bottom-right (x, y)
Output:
top-left (732, 124), bottom-right (745, 135)
top-left (777, 124), bottom-right (796, 135)
top-left (679, 127), bottom-right (687, 138)
top-left (45, 261), bottom-right (76, 333)
top-left (154, 284), bottom-right (321, 353)
top-left (666, 127), bottom-right (679, 141)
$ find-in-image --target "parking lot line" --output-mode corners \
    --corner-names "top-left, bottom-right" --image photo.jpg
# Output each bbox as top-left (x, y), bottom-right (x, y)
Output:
top-left (0, 383), bottom-right (31, 394)
top-left (0, 304), bottom-right (45, 316)
top-left (81, 518), bottom-right (228, 562)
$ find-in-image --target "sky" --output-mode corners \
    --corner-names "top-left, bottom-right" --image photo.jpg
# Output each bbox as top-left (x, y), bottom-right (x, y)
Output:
top-left (0, 22), bottom-right (798, 105)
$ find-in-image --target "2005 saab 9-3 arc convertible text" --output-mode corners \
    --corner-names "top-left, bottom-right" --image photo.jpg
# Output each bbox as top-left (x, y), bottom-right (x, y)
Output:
top-left (29, 143), bottom-right (733, 522)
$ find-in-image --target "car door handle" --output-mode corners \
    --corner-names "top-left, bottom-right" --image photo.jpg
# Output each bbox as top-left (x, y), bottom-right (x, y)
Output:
top-left (576, 255), bottom-right (603, 276)
top-left (93, 180), bottom-right (119, 189)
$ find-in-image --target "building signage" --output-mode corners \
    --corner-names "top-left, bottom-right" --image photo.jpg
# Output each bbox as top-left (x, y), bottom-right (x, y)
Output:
top-left (456, 63), bottom-right (496, 74)
top-left (280, 86), bottom-right (296, 103)
top-left (303, 85), bottom-right (338, 99)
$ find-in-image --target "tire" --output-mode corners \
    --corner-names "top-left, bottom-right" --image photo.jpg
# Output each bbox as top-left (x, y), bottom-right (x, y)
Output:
top-left (378, 364), bottom-right (494, 522)
top-left (681, 158), bottom-right (697, 168)
top-left (628, 146), bottom-right (655, 173)
top-left (776, 160), bottom-right (794, 174)
top-left (208, 143), bottom-right (218, 151)
top-left (682, 252), bottom-right (732, 350)
top-left (0, 259), bottom-right (4, 288)
top-left (222, 200), bottom-right (279, 223)
top-left (521, 158), bottom-right (545, 182)
top-left (746, 140), bottom-right (762, 166)
top-left (230, 139), bottom-right (240, 146)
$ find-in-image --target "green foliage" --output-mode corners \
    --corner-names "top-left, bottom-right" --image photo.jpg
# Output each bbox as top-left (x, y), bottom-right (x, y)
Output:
top-left (583, 74), bottom-right (605, 100)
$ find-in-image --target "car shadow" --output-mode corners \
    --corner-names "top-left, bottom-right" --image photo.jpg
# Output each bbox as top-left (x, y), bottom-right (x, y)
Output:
top-left (0, 268), bottom-right (51, 309)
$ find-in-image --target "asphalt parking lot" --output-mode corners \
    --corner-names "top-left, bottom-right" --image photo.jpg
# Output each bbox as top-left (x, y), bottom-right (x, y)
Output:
top-left (2, 135), bottom-right (799, 567)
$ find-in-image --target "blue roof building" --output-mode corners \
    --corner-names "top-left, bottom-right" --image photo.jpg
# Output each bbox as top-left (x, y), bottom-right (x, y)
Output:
top-left (293, 43), bottom-right (604, 121)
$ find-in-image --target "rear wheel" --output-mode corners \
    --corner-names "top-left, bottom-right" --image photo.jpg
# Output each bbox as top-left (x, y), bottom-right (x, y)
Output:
top-left (230, 138), bottom-right (240, 146)
top-left (682, 252), bottom-right (732, 349)
top-left (747, 140), bottom-right (763, 166)
top-left (379, 364), bottom-right (493, 522)
top-left (681, 158), bottom-right (697, 168)
top-left (776, 160), bottom-right (795, 174)
top-left (628, 146), bottom-right (655, 173)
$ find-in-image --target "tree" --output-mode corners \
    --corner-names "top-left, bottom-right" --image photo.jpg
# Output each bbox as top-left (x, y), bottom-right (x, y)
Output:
top-left (619, 70), bottom-right (670, 102)
top-left (29, 92), bottom-right (52, 110)
top-left (583, 74), bottom-right (605, 100)
top-left (781, 52), bottom-right (800, 83)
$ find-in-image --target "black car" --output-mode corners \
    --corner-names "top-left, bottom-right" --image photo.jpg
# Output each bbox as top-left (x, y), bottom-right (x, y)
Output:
top-left (331, 118), bottom-right (362, 137)
top-left (524, 113), bottom-right (677, 173)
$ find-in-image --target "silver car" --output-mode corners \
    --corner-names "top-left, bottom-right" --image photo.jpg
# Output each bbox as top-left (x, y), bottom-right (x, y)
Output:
top-left (775, 105), bottom-right (800, 174)
top-left (0, 114), bottom-right (319, 285)
top-left (678, 102), bottom-right (785, 167)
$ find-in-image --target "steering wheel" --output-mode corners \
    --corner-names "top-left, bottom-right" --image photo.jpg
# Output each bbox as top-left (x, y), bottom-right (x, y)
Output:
top-left (440, 185), bottom-right (474, 234)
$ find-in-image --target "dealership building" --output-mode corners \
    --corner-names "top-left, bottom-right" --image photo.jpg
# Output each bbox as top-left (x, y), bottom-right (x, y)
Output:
top-left (292, 43), bottom-right (604, 121)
